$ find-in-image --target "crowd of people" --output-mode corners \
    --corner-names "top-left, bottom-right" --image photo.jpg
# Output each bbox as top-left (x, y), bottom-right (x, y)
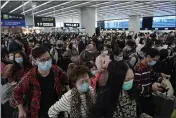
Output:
top-left (1, 31), bottom-right (176, 118)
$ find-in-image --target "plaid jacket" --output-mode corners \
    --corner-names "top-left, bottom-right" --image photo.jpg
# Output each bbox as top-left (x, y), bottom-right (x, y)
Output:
top-left (134, 63), bottom-right (161, 96)
top-left (10, 65), bottom-right (68, 118)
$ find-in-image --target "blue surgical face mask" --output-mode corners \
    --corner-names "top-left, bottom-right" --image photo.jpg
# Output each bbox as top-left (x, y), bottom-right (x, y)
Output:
top-left (37, 59), bottom-right (52, 71)
top-left (148, 60), bottom-right (156, 66)
top-left (78, 83), bottom-right (89, 93)
top-left (122, 79), bottom-right (133, 91)
top-left (91, 70), bottom-right (97, 75)
top-left (15, 57), bottom-right (23, 64)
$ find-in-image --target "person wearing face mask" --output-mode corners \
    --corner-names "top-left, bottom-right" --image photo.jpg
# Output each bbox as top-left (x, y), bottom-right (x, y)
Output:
top-left (2, 51), bottom-right (32, 84)
top-left (1, 51), bottom-right (32, 118)
top-left (10, 46), bottom-right (69, 118)
top-left (55, 40), bottom-right (67, 61)
top-left (80, 44), bottom-right (96, 69)
top-left (123, 40), bottom-right (137, 61)
top-left (95, 45), bottom-right (110, 93)
top-left (129, 47), bottom-right (148, 69)
top-left (110, 47), bottom-right (123, 62)
top-left (3, 52), bottom-right (14, 65)
top-left (48, 65), bottom-right (95, 118)
top-left (91, 61), bottom-right (151, 118)
top-left (133, 48), bottom-right (168, 116)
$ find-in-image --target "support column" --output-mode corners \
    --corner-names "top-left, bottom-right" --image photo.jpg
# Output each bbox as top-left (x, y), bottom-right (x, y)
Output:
top-left (25, 15), bottom-right (34, 27)
top-left (81, 7), bottom-right (96, 36)
top-left (128, 15), bottom-right (141, 33)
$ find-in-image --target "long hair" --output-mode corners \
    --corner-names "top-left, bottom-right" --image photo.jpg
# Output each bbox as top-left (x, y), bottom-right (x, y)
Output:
top-left (93, 60), bottom-right (135, 117)
top-left (10, 51), bottom-right (31, 82)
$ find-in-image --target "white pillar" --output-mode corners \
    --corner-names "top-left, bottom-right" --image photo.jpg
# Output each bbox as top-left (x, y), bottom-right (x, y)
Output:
top-left (25, 15), bottom-right (33, 26)
top-left (81, 7), bottom-right (96, 36)
top-left (128, 15), bottom-right (141, 33)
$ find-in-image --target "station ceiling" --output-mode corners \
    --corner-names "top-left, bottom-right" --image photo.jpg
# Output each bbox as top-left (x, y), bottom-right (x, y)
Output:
top-left (1, 0), bottom-right (176, 21)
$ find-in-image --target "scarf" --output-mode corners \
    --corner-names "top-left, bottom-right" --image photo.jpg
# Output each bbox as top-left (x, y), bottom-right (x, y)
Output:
top-left (70, 87), bottom-right (94, 118)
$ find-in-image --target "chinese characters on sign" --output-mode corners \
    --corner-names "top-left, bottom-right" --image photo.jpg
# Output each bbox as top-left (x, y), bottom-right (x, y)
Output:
top-left (64, 23), bottom-right (80, 27)
top-left (34, 17), bottom-right (56, 27)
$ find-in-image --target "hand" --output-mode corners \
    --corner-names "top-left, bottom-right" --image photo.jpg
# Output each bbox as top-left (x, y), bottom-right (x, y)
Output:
top-left (152, 82), bottom-right (163, 92)
top-left (18, 109), bottom-right (27, 118)
top-left (161, 80), bottom-right (167, 89)
top-left (100, 68), bottom-right (106, 73)
top-left (161, 73), bottom-right (170, 79)
top-left (165, 75), bottom-right (171, 79)
top-left (101, 61), bottom-right (107, 69)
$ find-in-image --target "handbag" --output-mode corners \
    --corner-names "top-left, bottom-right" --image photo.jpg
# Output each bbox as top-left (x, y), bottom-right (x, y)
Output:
top-left (153, 92), bottom-right (176, 118)
top-left (1, 82), bottom-right (16, 104)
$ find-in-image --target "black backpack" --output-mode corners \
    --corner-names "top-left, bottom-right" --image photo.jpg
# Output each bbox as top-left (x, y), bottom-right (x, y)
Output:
top-left (129, 55), bottom-right (139, 69)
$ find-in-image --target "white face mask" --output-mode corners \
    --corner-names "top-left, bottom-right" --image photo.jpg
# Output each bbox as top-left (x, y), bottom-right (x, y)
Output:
top-left (103, 50), bottom-right (108, 55)
top-left (9, 56), bottom-right (14, 61)
top-left (171, 45), bottom-right (175, 48)
top-left (114, 56), bottom-right (123, 61)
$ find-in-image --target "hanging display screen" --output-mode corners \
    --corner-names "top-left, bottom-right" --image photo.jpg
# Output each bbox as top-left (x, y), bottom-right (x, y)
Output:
top-left (104, 19), bottom-right (129, 28)
top-left (152, 16), bottom-right (176, 28)
top-left (34, 17), bottom-right (56, 27)
top-left (1, 13), bottom-right (25, 27)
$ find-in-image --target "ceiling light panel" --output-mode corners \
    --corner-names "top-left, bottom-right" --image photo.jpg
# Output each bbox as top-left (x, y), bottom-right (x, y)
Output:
top-left (1, 0), bottom-right (10, 9)
top-left (21, 0), bottom-right (53, 14)
top-left (34, 1), bottom-right (72, 15)
top-left (46, 9), bottom-right (80, 17)
top-left (38, 1), bottom-right (91, 16)
top-left (52, 12), bottom-right (80, 18)
top-left (89, 1), bottom-right (112, 7)
top-left (98, 2), bottom-right (148, 11)
top-left (98, 1), bottom-right (135, 9)
top-left (10, 0), bottom-right (30, 13)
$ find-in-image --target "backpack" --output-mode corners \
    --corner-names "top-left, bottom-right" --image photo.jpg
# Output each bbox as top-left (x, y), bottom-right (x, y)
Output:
top-left (129, 55), bottom-right (139, 69)
top-left (168, 47), bottom-right (173, 56)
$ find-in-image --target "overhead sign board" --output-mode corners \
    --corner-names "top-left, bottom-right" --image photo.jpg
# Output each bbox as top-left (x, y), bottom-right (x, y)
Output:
top-left (64, 23), bottom-right (80, 27)
top-left (1, 13), bottom-right (25, 27)
top-left (34, 17), bottom-right (56, 27)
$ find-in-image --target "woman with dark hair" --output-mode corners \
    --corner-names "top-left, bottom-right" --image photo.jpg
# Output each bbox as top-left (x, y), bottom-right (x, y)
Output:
top-left (153, 49), bottom-right (172, 75)
top-left (1, 51), bottom-right (32, 118)
top-left (2, 51), bottom-right (32, 84)
top-left (95, 44), bottom-right (110, 93)
top-left (48, 65), bottom-right (95, 118)
top-left (91, 61), bottom-right (142, 118)
top-left (110, 47), bottom-right (123, 61)
top-left (136, 38), bottom-right (145, 52)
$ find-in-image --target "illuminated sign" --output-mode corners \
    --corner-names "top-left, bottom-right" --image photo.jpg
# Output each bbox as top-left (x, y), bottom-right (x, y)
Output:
top-left (152, 16), bottom-right (176, 28)
top-left (34, 17), bottom-right (56, 27)
top-left (64, 23), bottom-right (80, 27)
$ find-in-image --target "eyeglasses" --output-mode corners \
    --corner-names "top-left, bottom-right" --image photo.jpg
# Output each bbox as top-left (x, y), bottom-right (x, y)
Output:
top-left (37, 57), bottom-right (52, 63)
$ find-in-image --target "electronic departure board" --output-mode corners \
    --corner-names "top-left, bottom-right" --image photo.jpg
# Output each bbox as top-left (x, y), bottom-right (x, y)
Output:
top-left (105, 19), bottom-right (129, 29)
top-left (34, 17), bottom-right (56, 27)
top-left (152, 16), bottom-right (176, 28)
top-left (1, 13), bottom-right (25, 27)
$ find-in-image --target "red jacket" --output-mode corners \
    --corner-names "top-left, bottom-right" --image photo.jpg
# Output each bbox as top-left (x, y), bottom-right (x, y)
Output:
top-left (90, 73), bottom-right (101, 95)
top-left (10, 65), bottom-right (68, 118)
